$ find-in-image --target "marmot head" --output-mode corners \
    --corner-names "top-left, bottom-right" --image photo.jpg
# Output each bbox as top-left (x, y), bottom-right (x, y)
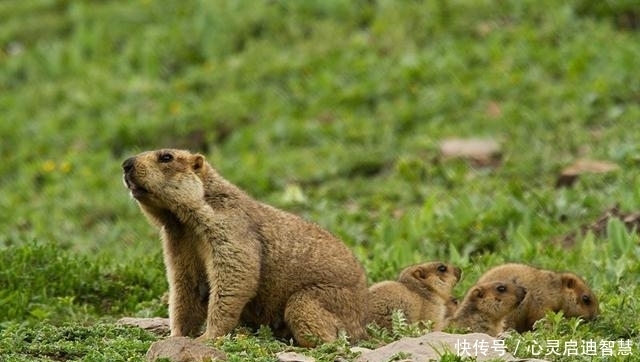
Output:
top-left (398, 262), bottom-right (462, 299)
top-left (122, 149), bottom-right (207, 211)
top-left (446, 296), bottom-right (460, 317)
top-left (559, 272), bottom-right (600, 320)
top-left (467, 280), bottom-right (527, 320)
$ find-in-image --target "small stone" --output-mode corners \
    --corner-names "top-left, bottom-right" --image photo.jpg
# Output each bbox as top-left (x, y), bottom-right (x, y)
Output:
top-left (350, 346), bottom-right (372, 355)
top-left (556, 159), bottom-right (619, 188)
top-left (355, 332), bottom-right (550, 362)
top-left (117, 317), bottom-right (171, 335)
top-left (276, 351), bottom-right (316, 362)
top-left (146, 336), bottom-right (226, 362)
top-left (439, 138), bottom-right (502, 167)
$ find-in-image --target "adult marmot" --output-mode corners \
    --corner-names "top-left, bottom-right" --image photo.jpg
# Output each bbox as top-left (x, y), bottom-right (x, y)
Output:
top-left (122, 149), bottom-right (369, 347)
top-left (368, 262), bottom-right (461, 330)
top-left (476, 263), bottom-right (599, 333)
top-left (447, 280), bottom-right (526, 336)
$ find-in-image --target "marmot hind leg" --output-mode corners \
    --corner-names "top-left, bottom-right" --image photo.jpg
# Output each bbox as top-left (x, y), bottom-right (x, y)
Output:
top-left (284, 290), bottom-right (340, 347)
top-left (284, 287), bottom-right (366, 347)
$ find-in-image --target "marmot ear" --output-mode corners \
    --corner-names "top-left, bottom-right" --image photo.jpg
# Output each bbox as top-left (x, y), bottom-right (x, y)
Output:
top-left (472, 287), bottom-right (485, 299)
top-left (412, 268), bottom-right (427, 280)
top-left (561, 274), bottom-right (576, 289)
top-left (193, 154), bottom-right (205, 171)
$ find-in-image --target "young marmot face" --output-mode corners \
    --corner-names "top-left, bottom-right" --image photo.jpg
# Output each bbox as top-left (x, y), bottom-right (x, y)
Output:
top-left (468, 281), bottom-right (527, 320)
top-left (398, 262), bottom-right (462, 298)
top-left (560, 273), bottom-right (600, 320)
top-left (122, 149), bottom-right (206, 210)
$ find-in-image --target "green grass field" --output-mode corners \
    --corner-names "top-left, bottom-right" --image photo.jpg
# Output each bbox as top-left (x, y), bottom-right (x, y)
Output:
top-left (1, 0), bottom-right (639, 361)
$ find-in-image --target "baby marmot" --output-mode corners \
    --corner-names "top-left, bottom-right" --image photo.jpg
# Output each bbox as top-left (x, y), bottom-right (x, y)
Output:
top-left (447, 280), bottom-right (526, 336)
top-left (477, 263), bottom-right (599, 332)
top-left (368, 262), bottom-right (461, 330)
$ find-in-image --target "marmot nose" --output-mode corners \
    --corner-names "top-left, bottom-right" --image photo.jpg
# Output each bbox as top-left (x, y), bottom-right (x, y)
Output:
top-left (122, 157), bottom-right (136, 173)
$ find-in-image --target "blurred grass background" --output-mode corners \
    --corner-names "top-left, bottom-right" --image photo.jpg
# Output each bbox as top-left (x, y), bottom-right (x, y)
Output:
top-left (1, 0), bottom-right (639, 360)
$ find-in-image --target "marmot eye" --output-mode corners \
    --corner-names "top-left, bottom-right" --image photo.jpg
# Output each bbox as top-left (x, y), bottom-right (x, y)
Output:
top-left (437, 265), bottom-right (447, 273)
top-left (158, 153), bottom-right (174, 163)
top-left (582, 295), bottom-right (591, 305)
top-left (496, 285), bottom-right (507, 293)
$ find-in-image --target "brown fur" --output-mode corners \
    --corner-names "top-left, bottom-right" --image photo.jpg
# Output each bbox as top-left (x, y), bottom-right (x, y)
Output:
top-left (368, 262), bottom-right (461, 330)
top-left (122, 149), bottom-right (369, 347)
top-left (477, 263), bottom-right (599, 333)
top-left (448, 280), bottom-right (526, 336)
top-left (446, 296), bottom-right (459, 319)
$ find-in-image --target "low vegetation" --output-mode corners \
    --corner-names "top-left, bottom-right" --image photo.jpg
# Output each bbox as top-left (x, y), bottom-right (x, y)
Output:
top-left (1, 0), bottom-right (639, 361)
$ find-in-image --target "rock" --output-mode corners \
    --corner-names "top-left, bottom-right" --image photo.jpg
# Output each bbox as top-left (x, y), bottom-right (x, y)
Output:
top-left (276, 351), bottom-right (315, 362)
top-left (557, 204), bottom-right (640, 247)
top-left (117, 317), bottom-right (171, 335)
top-left (350, 346), bottom-right (372, 355)
top-left (355, 332), bottom-right (549, 362)
top-left (439, 138), bottom-right (502, 167)
top-left (556, 159), bottom-right (619, 188)
top-left (146, 336), bottom-right (226, 362)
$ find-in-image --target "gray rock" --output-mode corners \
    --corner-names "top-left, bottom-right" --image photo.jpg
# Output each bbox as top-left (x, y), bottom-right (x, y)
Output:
top-left (146, 336), bottom-right (226, 362)
top-left (117, 317), bottom-right (171, 335)
top-left (350, 347), bottom-right (372, 355)
top-left (276, 351), bottom-right (316, 362)
top-left (355, 332), bottom-right (549, 362)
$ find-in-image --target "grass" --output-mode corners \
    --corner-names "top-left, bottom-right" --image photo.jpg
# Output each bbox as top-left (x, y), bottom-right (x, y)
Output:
top-left (1, 0), bottom-right (639, 361)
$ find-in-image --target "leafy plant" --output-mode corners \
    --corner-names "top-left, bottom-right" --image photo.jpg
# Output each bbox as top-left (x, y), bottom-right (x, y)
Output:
top-left (1, 0), bottom-right (639, 360)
